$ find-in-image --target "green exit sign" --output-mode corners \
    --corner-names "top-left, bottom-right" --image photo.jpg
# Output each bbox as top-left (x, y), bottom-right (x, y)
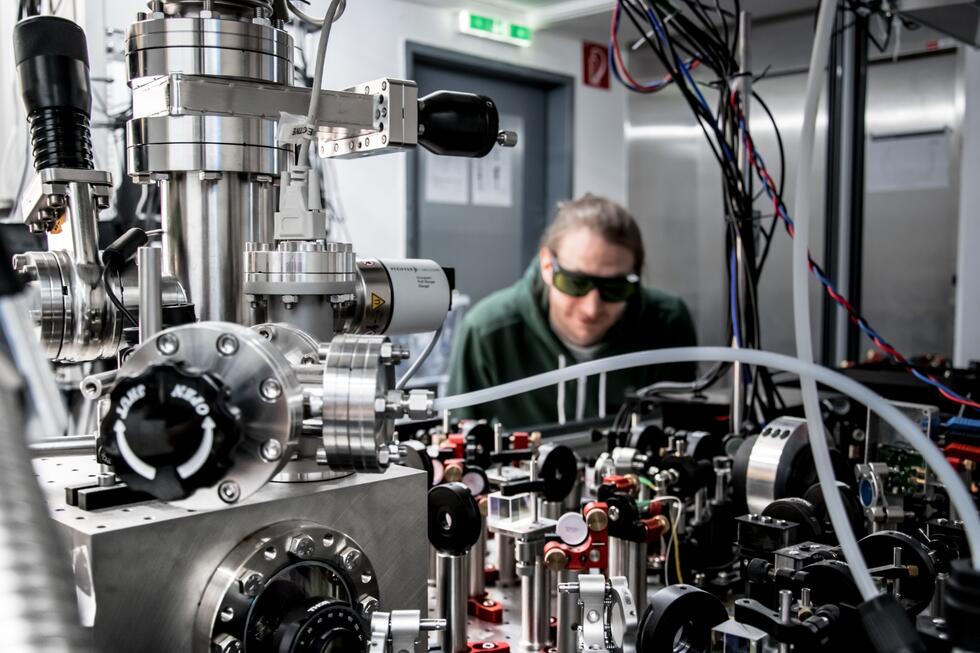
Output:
top-left (459, 10), bottom-right (532, 47)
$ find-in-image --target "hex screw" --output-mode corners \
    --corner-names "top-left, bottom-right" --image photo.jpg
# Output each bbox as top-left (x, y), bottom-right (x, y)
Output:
top-left (360, 596), bottom-right (379, 614)
top-left (343, 549), bottom-right (362, 571)
top-left (218, 480), bottom-right (240, 503)
top-left (236, 570), bottom-right (264, 597)
top-left (260, 378), bottom-right (282, 401)
top-left (212, 634), bottom-right (242, 653)
top-left (216, 333), bottom-right (239, 356)
top-left (260, 439), bottom-right (283, 462)
top-left (287, 534), bottom-right (316, 559)
top-left (157, 333), bottom-right (179, 355)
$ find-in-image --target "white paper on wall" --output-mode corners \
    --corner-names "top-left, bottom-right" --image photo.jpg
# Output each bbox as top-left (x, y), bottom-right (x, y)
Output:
top-left (424, 153), bottom-right (470, 205)
top-left (472, 115), bottom-right (523, 207)
top-left (867, 130), bottom-right (950, 193)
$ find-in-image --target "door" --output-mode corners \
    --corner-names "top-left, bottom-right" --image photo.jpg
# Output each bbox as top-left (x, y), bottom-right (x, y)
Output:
top-left (409, 47), bottom-right (571, 303)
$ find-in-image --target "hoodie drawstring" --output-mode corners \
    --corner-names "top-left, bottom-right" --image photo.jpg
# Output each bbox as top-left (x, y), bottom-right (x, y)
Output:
top-left (575, 375), bottom-right (586, 422)
top-left (557, 354), bottom-right (567, 425)
top-left (598, 371), bottom-right (607, 418)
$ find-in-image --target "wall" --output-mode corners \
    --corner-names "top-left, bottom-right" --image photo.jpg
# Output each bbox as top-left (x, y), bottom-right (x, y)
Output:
top-left (955, 47), bottom-right (980, 367)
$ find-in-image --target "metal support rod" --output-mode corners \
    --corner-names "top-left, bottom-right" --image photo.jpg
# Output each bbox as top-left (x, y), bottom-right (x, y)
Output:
top-left (931, 572), bottom-right (948, 618)
top-left (138, 246), bottom-right (163, 342)
top-left (626, 540), bottom-right (647, 617)
top-left (892, 546), bottom-right (903, 598)
top-left (435, 552), bottom-right (468, 653)
top-left (428, 544), bottom-right (437, 587)
top-left (497, 535), bottom-right (517, 587)
top-left (29, 434), bottom-right (97, 457)
top-left (778, 589), bottom-right (792, 653)
top-left (532, 549), bottom-right (550, 650)
top-left (731, 10), bottom-right (753, 433)
top-left (469, 514), bottom-right (487, 597)
top-left (821, 8), bottom-right (868, 365)
top-left (80, 370), bottom-right (118, 400)
top-left (517, 537), bottom-right (550, 653)
top-left (608, 537), bottom-right (627, 578)
top-left (556, 569), bottom-right (577, 653)
top-left (530, 457), bottom-right (540, 524)
top-left (607, 537), bottom-right (648, 616)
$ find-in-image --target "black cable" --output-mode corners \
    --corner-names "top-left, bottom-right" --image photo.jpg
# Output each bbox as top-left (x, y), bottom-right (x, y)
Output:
top-left (623, 0), bottom-right (783, 419)
top-left (102, 266), bottom-right (137, 327)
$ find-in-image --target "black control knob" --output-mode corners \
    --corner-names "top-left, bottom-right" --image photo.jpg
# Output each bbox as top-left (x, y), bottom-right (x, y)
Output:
top-left (417, 91), bottom-right (499, 158)
top-left (100, 362), bottom-right (243, 501)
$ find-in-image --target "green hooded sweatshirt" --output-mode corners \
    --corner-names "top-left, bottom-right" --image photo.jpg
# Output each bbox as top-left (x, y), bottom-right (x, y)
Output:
top-left (446, 260), bottom-right (697, 428)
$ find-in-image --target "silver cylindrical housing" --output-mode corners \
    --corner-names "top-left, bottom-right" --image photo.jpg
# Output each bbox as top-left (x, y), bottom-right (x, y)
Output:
top-left (159, 173), bottom-right (276, 323)
top-left (435, 552), bottom-right (468, 653)
top-left (338, 258), bottom-right (452, 335)
top-left (126, 13), bottom-right (292, 84)
top-left (126, 11), bottom-right (289, 325)
top-left (540, 500), bottom-right (563, 520)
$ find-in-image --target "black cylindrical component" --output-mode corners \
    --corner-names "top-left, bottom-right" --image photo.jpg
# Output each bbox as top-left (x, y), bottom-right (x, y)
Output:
top-left (946, 559), bottom-right (980, 651)
top-left (13, 15), bottom-right (94, 171)
top-left (417, 91), bottom-right (499, 158)
top-left (102, 228), bottom-right (149, 270)
top-left (857, 593), bottom-right (926, 653)
top-left (638, 584), bottom-right (728, 652)
top-left (428, 482), bottom-right (482, 555)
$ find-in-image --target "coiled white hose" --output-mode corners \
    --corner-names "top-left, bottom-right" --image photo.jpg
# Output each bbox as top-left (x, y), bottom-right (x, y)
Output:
top-left (434, 346), bottom-right (980, 566)
top-left (789, 0), bottom-right (879, 600)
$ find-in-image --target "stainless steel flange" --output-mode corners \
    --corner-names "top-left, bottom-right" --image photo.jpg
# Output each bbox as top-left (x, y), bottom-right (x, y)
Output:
top-left (320, 335), bottom-right (401, 472)
top-left (195, 520), bottom-right (380, 653)
top-left (106, 322), bottom-right (303, 509)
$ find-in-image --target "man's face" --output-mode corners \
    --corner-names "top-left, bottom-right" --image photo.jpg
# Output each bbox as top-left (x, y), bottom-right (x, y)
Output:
top-left (540, 227), bottom-right (637, 347)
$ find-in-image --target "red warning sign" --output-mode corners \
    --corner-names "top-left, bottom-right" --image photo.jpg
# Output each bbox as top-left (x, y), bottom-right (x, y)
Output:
top-left (582, 42), bottom-right (610, 90)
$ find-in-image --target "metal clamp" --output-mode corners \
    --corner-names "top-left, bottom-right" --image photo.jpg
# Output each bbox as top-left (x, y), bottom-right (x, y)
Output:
top-left (370, 610), bottom-right (445, 653)
top-left (561, 574), bottom-right (638, 653)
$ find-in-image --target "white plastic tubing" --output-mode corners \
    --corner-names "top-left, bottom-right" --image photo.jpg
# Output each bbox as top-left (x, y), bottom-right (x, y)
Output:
top-left (433, 346), bottom-right (980, 566)
top-left (790, 1), bottom-right (880, 600)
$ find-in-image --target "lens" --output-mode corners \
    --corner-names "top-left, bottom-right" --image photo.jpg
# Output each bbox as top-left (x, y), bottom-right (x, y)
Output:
top-left (553, 270), bottom-right (594, 297)
top-left (596, 280), bottom-right (638, 303)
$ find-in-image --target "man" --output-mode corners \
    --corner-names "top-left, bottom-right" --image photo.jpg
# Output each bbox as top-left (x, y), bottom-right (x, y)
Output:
top-left (446, 194), bottom-right (697, 427)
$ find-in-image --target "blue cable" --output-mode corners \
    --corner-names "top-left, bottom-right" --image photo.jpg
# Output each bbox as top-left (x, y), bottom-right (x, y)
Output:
top-left (729, 247), bottom-right (742, 348)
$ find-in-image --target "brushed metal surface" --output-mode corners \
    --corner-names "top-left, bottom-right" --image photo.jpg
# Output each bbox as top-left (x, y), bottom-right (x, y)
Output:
top-left (36, 456), bottom-right (427, 652)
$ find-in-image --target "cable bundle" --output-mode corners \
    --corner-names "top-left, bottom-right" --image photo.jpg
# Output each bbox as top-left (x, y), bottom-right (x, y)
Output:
top-left (611, 0), bottom-right (978, 413)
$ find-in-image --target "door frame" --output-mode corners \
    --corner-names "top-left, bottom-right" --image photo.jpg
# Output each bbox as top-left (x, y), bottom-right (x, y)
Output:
top-left (406, 41), bottom-right (575, 258)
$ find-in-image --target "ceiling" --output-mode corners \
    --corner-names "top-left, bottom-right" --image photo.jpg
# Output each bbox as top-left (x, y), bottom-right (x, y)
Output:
top-left (400, 1), bottom-right (821, 42)
top-left (532, 0), bottom-right (821, 41)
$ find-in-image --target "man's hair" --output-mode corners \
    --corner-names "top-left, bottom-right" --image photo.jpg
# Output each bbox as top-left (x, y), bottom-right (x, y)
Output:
top-left (539, 194), bottom-right (645, 273)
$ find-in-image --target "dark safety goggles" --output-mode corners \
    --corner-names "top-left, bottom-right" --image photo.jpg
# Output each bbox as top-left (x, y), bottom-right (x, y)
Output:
top-left (550, 253), bottom-right (640, 303)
